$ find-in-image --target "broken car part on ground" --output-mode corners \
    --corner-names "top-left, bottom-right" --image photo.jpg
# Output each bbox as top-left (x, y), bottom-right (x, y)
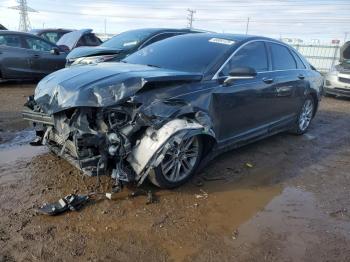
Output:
top-left (22, 33), bottom-right (323, 190)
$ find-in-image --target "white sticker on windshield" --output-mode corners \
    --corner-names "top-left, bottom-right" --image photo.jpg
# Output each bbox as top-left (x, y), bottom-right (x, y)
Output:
top-left (123, 41), bottom-right (138, 47)
top-left (209, 38), bottom-right (235, 45)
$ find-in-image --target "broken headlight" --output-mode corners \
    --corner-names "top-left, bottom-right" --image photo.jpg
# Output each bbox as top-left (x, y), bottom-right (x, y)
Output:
top-left (70, 55), bottom-right (116, 67)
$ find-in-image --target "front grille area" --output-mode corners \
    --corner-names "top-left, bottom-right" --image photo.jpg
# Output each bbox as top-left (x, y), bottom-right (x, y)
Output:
top-left (338, 77), bottom-right (350, 84)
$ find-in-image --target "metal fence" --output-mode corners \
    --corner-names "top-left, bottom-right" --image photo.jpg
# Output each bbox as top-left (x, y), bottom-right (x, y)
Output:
top-left (290, 44), bottom-right (340, 73)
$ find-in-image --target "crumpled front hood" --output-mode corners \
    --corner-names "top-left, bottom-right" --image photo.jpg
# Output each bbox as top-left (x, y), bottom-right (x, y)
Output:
top-left (34, 62), bottom-right (202, 115)
top-left (67, 46), bottom-right (123, 60)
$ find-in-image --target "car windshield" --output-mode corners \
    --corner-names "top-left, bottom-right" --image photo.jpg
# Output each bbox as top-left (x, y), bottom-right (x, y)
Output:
top-left (123, 34), bottom-right (235, 73)
top-left (101, 29), bottom-right (156, 50)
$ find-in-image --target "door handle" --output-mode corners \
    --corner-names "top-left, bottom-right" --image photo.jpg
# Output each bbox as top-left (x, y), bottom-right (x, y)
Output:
top-left (32, 54), bottom-right (40, 58)
top-left (262, 77), bottom-right (274, 84)
top-left (298, 74), bottom-right (305, 80)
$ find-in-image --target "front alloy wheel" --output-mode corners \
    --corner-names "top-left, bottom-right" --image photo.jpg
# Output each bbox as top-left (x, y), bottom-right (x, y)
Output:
top-left (149, 135), bottom-right (203, 188)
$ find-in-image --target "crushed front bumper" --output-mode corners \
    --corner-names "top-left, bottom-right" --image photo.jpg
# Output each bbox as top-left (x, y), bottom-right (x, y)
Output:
top-left (22, 108), bottom-right (102, 176)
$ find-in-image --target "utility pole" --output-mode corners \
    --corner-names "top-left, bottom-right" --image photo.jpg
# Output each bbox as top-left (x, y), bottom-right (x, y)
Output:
top-left (9, 0), bottom-right (37, 32)
top-left (245, 17), bottom-right (250, 35)
top-left (187, 9), bottom-right (196, 29)
top-left (104, 18), bottom-right (107, 36)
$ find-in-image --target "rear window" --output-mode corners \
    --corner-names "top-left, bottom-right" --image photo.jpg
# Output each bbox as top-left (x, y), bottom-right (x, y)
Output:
top-left (270, 43), bottom-right (296, 70)
top-left (0, 35), bottom-right (21, 48)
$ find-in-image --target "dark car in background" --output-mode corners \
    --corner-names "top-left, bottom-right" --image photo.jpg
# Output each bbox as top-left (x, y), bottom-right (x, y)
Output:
top-left (0, 31), bottom-right (67, 80)
top-left (324, 41), bottom-right (350, 97)
top-left (30, 28), bottom-right (73, 44)
top-left (56, 29), bottom-right (102, 53)
top-left (66, 28), bottom-right (201, 67)
top-left (23, 33), bottom-right (323, 189)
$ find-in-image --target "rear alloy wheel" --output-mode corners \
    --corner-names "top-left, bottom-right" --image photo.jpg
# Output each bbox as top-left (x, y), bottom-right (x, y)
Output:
top-left (149, 135), bottom-right (203, 188)
top-left (291, 96), bottom-right (315, 135)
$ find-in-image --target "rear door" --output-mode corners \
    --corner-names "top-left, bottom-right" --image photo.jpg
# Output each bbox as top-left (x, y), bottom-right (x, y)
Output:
top-left (267, 42), bottom-right (306, 128)
top-left (23, 35), bottom-right (66, 77)
top-left (0, 34), bottom-right (32, 79)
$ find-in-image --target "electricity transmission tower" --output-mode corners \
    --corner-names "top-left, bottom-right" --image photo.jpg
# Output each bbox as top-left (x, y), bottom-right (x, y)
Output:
top-left (9, 0), bottom-right (37, 32)
top-left (187, 9), bottom-right (196, 29)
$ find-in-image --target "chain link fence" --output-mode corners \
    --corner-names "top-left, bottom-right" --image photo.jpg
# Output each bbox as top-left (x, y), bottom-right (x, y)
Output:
top-left (290, 44), bottom-right (340, 74)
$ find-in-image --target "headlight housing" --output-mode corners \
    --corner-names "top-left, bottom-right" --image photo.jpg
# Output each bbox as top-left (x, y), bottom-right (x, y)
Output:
top-left (69, 55), bottom-right (116, 67)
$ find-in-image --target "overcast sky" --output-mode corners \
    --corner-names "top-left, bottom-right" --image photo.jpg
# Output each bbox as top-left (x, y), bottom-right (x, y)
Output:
top-left (0, 0), bottom-right (349, 43)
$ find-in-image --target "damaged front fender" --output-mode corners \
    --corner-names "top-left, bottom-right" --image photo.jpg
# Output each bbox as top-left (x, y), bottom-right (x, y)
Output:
top-left (127, 118), bottom-right (215, 185)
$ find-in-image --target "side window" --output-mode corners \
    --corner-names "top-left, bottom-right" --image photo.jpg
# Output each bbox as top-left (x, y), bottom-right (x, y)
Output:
top-left (24, 37), bottom-right (53, 51)
top-left (291, 50), bottom-right (306, 69)
top-left (270, 43), bottom-right (297, 70)
top-left (220, 41), bottom-right (268, 76)
top-left (0, 35), bottom-right (22, 48)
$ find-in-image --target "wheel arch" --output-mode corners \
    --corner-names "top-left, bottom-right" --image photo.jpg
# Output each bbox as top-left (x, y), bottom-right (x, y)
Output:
top-left (308, 91), bottom-right (319, 117)
top-left (127, 118), bottom-right (217, 185)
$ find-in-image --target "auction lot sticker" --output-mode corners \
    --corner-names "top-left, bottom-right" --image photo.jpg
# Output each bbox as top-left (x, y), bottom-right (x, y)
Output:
top-left (209, 38), bottom-right (235, 45)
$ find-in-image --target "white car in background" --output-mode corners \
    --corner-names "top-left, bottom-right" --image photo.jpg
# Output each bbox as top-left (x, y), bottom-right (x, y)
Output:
top-left (324, 41), bottom-right (350, 97)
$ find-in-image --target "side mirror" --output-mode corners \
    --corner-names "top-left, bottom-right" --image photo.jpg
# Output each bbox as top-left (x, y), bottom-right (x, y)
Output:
top-left (50, 47), bottom-right (60, 55)
top-left (224, 67), bottom-right (257, 85)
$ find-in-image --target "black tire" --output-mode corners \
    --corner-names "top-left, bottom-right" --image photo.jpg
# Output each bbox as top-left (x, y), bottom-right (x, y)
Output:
top-left (148, 135), bottom-right (203, 189)
top-left (290, 95), bottom-right (315, 135)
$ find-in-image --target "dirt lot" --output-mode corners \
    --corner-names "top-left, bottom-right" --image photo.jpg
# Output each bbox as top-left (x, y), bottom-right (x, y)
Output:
top-left (0, 83), bottom-right (350, 262)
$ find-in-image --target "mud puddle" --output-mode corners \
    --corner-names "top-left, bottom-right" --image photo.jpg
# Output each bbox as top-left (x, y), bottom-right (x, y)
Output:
top-left (229, 187), bottom-right (350, 261)
top-left (0, 129), bottom-right (36, 148)
top-left (0, 130), bottom-right (47, 184)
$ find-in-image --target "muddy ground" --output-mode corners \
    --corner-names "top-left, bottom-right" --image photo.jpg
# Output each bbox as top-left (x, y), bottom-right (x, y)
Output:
top-left (0, 82), bottom-right (350, 262)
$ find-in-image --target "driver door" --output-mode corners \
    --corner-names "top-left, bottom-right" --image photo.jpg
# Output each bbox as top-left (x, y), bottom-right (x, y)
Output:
top-left (212, 41), bottom-right (277, 143)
